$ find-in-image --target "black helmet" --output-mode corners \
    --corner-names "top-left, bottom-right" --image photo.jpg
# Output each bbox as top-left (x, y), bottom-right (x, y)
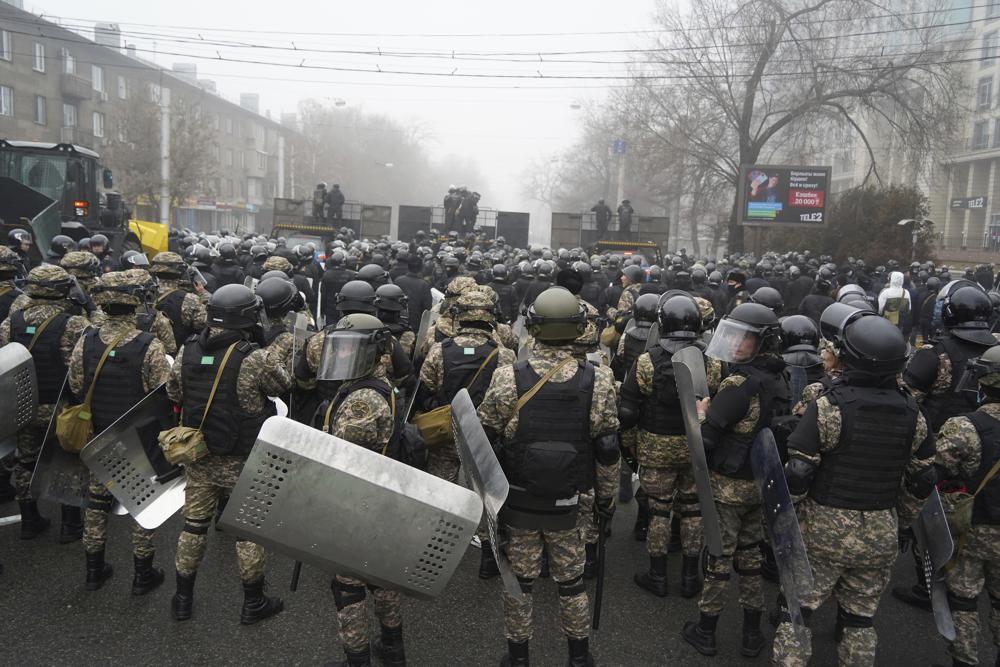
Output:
top-left (374, 283), bottom-right (408, 312)
top-left (526, 287), bottom-right (587, 342)
top-left (207, 284), bottom-right (262, 330)
top-left (623, 264), bottom-right (644, 284)
top-left (218, 242), bottom-right (237, 263)
top-left (443, 256), bottom-right (461, 274)
top-left (708, 271), bottom-right (722, 287)
top-left (8, 228), bottom-right (32, 248)
top-left (705, 302), bottom-right (780, 363)
top-left (633, 293), bottom-right (660, 324)
top-left (750, 286), bottom-right (784, 314)
top-left (48, 234), bottom-right (77, 258)
top-left (726, 268), bottom-right (747, 286)
top-left (256, 276), bottom-right (303, 317)
top-left (990, 291), bottom-right (1000, 312)
top-left (536, 261), bottom-right (555, 279)
top-left (335, 279), bottom-right (377, 314)
top-left (491, 263), bottom-right (509, 281)
top-left (122, 249), bottom-right (150, 267)
top-left (357, 263), bottom-right (389, 287)
top-left (820, 303), bottom-right (908, 375)
top-left (327, 251), bottom-right (345, 268)
top-left (691, 268), bottom-right (707, 285)
top-left (780, 315), bottom-right (821, 367)
top-left (939, 282), bottom-right (994, 344)
top-left (657, 293), bottom-right (701, 340)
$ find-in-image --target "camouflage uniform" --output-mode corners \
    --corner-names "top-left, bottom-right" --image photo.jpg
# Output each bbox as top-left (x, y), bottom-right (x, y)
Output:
top-left (478, 342), bottom-right (620, 645)
top-left (92, 306), bottom-right (178, 356)
top-left (68, 271), bottom-right (171, 559)
top-left (772, 393), bottom-right (932, 667)
top-left (166, 327), bottom-right (292, 583)
top-left (60, 250), bottom-right (101, 295)
top-left (0, 246), bottom-right (24, 323)
top-left (262, 255), bottom-right (293, 274)
top-left (607, 282), bottom-right (640, 322)
top-left (935, 402), bottom-right (1000, 667)
top-left (154, 272), bottom-right (208, 343)
top-left (0, 265), bottom-right (90, 501)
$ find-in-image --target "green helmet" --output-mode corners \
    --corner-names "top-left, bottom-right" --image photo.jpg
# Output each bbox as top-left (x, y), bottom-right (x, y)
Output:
top-left (977, 345), bottom-right (1000, 390)
top-left (318, 313), bottom-right (390, 381)
top-left (527, 287), bottom-right (586, 342)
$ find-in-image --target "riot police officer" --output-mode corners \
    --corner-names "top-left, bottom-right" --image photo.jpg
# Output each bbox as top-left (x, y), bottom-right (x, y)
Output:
top-left (488, 263), bottom-right (519, 324)
top-left (149, 251), bottom-right (208, 352)
top-left (611, 292), bottom-right (658, 382)
top-left (320, 251), bottom-right (356, 325)
top-left (213, 243), bottom-right (245, 287)
top-left (374, 284), bottom-right (415, 357)
top-left (0, 246), bottom-right (24, 322)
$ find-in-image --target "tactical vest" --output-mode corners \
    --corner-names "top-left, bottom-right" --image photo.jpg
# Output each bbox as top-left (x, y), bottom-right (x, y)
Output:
top-left (809, 383), bottom-right (919, 510)
top-left (10, 309), bottom-right (71, 404)
top-left (503, 360), bottom-right (595, 498)
top-left (621, 329), bottom-right (648, 372)
top-left (156, 289), bottom-right (194, 350)
top-left (966, 410), bottom-right (1000, 525)
top-left (881, 295), bottom-right (909, 326)
top-left (180, 338), bottom-right (274, 458)
top-left (439, 339), bottom-right (499, 406)
top-left (262, 323), bottom-right (287, 347)
top-left (0, 286), bottom-right (21, 323)
top-left (708, 363), bottom-right (791, 480)
top-left (82, 329), bottom-right (154, 432)
top-left (579, 282), bottom-right (603, 312)
top-left (923, 336), bottom-right (994, 432)
top-left (638, 346), bottom-right (687, 436)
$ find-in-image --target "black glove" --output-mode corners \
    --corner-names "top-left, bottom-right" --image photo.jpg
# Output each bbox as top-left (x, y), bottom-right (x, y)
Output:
top-left (898, 526), bottom-right (914, 554)
top-left (595, 496), bottom-right (616, 521)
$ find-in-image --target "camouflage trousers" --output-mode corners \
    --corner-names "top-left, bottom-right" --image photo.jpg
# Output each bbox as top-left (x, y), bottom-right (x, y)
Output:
top-left (427, 444), bottom-right (460, 485)
top-left (946, 525), bottom-right (1000, 666)
top-left (772, 555), bottom-right (892, 667)
top-left (83, 474), bottom-right (154, 557)
top-left (501, 524), bottom-right (589, 642)
top-left (13, 405), bottom-right (54, 500)
top-left (698, 499), bottom-right (763, 615)
top-left (332, 574), bottom-right (402, 653)
top-left (640, 465), bottom-right (701, 558)
top-left (175, 455), bottom-right (265, 583)
top-left (577, 489), bottom-right (598, 545)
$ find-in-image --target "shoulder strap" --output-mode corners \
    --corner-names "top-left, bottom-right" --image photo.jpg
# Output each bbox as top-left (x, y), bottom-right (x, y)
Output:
top-left (197, 342), bottom-right (239, 431)
top-left (513, 358), bottom-right (576, 416)
top-left (81, 331), bottom-right (129, 407)
top-left (156, 288), bottom-right (182, 306)
top-left (0, 286), bottom-right (11, 299)
top-left (26, 312), bottom-right (64, 352)
top-left (465, 346), bottom-right (500, 390)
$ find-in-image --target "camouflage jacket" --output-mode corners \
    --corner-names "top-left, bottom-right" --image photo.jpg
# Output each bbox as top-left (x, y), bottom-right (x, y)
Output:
top-left (420, 328), bottom-right (516, 396)
top-left (157, 279), bottom-right (208, 331)
top-left (92, 307), bottom-right (177, 356)
top-left (68, 314), bottom-right (171, 398)
top-left (935, 402), bottom-right (1000, 482)
top-left (707, 373), bottom-right (762, 505)
top-left (0, 297), bottom-right (90, 379)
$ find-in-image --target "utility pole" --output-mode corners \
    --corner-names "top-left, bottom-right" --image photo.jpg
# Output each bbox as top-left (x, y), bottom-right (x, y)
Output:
top-left (159, 87), bottom-right (171, 226)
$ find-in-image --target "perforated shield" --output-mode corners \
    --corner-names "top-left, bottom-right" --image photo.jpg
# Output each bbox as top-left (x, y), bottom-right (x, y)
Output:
top-left (671, 347), bottom-right (722, 557)
top-left (217, 416), bottom-right (482, 599)
top-left (79, 385), bottom-right (185, 529)
top-left (451, 389), bottom-right (524, 601)
top-left (0, 342), bottom-right (38, 441)
top-left (30, 379), bottom-right (88, 507)
top-left (413, 309), bottom-right (438, 360)
top-left (913, 488), bottom-right (956, 640)
top-left (751, 428), bottom-right (813, 646)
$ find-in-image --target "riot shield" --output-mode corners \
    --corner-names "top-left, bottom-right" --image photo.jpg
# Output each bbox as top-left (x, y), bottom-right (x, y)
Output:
top-left (912, 488), bottom-right (956, 640)
top-left (79, 385), bottom-right (185, 529)
top-left (450, 388), bottom-right (524, 602)
top-left (671, 348), bottom-right (722, 557)
top-left (29, 379), bottom-right (89, 507)
top-left (244, 276), bottom-right (258, 290)
top-left (0, 342), bottom-right (37, 441)
top-left (750, 428), bottom-right (813, 646)
top-left (217, 416), bottom-right (482, 600)
top-left (787, 366), bottom-right (808, 406)
top-left (643, 322), bottom-right (660, 352)
top-left (430, 287), bottom-right (444, 308)
top-left (413, 309), bottom-right (438, 362)
top-left (0, 437), bottom-right (14, 459)
top-left (315, 279), bottom-right (324, 328)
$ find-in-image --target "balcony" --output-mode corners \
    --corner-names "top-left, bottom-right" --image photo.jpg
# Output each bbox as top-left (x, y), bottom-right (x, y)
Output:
top-left (59, 126), bottom-right (96, 148)
top-left (60, 73), bottom-right (93, 101)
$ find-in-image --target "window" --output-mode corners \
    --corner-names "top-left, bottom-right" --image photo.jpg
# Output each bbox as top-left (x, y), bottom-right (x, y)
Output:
top-left (62, 49), bottom-right (75, 74)
top-left (248, 178), bottom-right (261, 199)
top-left (254, 124), bottom-right (264, 143)
top-left (63, 103), bottom-right (77, 128)
top-left (993, 118), bottom-right (1000, 147)
top-left (91, 65), bottom-right (104, 93)
top-left (990, 1), bottom-right (1000, 18)
top-left (148, 82), bottom-right (161, 103)
top-left (211, 114), bottom-right (219, 130)
top-left (34, 96), bottom-right (46, 125)
top-left (225, 179), bottom-right (234, 197)
top-left (117, 75), bottom-right (127, 99)
top-left (980, 78), bottom-right (993, 110)
top-left (224, 148), bottom-right (233, 167)
top-left (0, 30), bottom-right (10, 61)
top-left (236, 122), bottom-right (242, 138)
top-left (257, 152), bottom-right (267, 170)
top-left (0, 87), bottom-right (12, 117)
top-left (240, 151), bottom-right (246, 169)
top-left (93, 111), bottom-right (105, 138)
top-left (212, 145), bottom-right (220, 163)
top-left (984, 32), bottom-right (998, 66)
top-left (33, 43), bottom-right (45, 72)
top-left (224, 117), bottom-right (233, 134)
top-left (974, 119), bottom-right (990, 149)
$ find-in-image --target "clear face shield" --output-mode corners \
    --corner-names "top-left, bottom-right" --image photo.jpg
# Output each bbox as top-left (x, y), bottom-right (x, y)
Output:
top-left (704, 318), bottom-right (763, 364)
top-left (317, 329), bottom-right (383, 381)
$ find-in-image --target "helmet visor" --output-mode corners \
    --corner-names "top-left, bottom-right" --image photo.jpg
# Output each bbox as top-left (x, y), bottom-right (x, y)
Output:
top-left (317, 330), bottom-right (380, 381)
top-left (704, 318), bottom-right (762, 363)
top-left (624, 319), bottom-right (653, 341)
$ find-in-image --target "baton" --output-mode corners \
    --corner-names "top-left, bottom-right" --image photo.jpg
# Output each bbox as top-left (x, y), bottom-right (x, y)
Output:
top-left (290, 561), bottom-right (302, 592)
top-left (592, 514), bottom-right (608, 631)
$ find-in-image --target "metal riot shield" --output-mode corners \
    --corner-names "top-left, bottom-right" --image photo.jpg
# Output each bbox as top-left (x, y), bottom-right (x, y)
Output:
top-left (751, 428), bottom-right (813, 646)
top-left (413, 309), bottom-right (439, 362)
top-left (244, 276), bottom-right (258, 290)
top-left (643, 322), bottom-right (660, 352)
top-left (29, 379), bottom-right (89, 507)
top-left (787, 366), bottom-right (808, 406)
top-left (315, 279), bottom-right (324, 328)
top-left (431, 287), bottom-right (444, 308)
top-left (670, 347), bottom-right (723, 557)
top-left (0, 342), bottom-right (38, 441)
top-left (218, 416), bottom-right (482, 600)
top-left (912, 488), bottom-right (956, 640)
top-left (79, 385), bottom-right (185, 529)
top-left (450, 388), bottom-right (525, 602)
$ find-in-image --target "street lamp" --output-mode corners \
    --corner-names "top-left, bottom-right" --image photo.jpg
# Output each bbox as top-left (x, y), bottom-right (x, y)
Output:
top-left (898, 218), bottom-right (933, 262)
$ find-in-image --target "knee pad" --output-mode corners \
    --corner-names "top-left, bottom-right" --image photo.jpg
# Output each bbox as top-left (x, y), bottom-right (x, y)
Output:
top-left (86, 494), bottom-right (114, 512)
top-left (948, 591), bottom-right (979, 613)
top-left (331, 580), bottom-right (367, 610)
top-left (837, 605), bottom-right (873, 630)
top-left (181, 517), bottom-right (211, 536)
top-left (648, 505), bottom-right (673, 519)
top-left (675, 492), bottom-right (699, 506)
top-left (516, 575), bottom-right (534, 595)
top-left (558, 575), bottom-right (585, 598)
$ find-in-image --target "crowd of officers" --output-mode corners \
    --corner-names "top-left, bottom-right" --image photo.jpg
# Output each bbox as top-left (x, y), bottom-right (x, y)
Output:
top-left (6, 223), bottom-right (1000, 667)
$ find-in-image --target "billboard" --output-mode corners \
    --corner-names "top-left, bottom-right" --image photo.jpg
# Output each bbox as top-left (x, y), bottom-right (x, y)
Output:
top-left (738, 165), bottom-right (830, 227)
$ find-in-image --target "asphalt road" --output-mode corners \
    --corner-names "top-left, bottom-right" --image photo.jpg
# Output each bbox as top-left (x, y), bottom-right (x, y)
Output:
top-left (0, 495), bottom-right (993, 667)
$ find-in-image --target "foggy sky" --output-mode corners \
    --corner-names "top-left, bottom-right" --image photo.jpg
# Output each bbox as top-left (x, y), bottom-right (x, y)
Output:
top-left (24, 0), bottom-right (657, 229)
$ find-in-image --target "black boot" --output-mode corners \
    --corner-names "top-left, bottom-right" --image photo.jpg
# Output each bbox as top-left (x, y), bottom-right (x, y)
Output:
top-left (583, 543), bottom-right (599, 580)
top-left (668, 514), bottom-right (682, 553)
top-left (498, 639), bottom-right (529, 667)
top-left (567, 636), bottom-right (594, 667)
top-left (18, 499), bottom-right (50, 539)
top-left (132, 554), bottom-right (165, 596)
top-left (680, 555), bottom-right (702, 599)
top-left (59, 504), bottom-right (84, 544)
top-left (240, 577), bottom-right (284, 625)
top-left (85, 550), bottom-right (113, 591)
top-left (633, 497), bottom-right (649, 542)
top-left (741, 607), bottom-right (765, 657)
top-left (479, 541), bottom-right (500, 579)
top-left (325, 646), bottom-right (372, 667)
top-left (890, 584), bottom-right (931, 611)
top-left (682, 612), bottom-right (719, 656)
top-left (373, 624), bottom-right (406, 667)
top-left (171, 571), bottom-right (196, 621)
top-left (633, 555), bottom-right (668, 597)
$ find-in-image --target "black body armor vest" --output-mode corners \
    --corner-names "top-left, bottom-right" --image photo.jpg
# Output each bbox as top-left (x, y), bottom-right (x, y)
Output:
top-left (0, 286), bottom-right (22, 323)
top-left (156, 289), bottom-right (194, 351)
top-left (638, 346), bottom-right (687, 437)
top-left (966, 410), bottom-right (1000, 526)
top-left (439, 339), bottom-right (499, 407)
top-left (11, 309), bottom-right (71, 404)
top-left (82, 329), bottom-right (154, 432)
top-left (923, 336), bottom-right (995, 432)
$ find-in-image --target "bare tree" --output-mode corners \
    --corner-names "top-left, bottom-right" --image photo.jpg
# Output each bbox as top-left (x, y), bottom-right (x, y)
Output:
top-left (520, 155), bottom-right (566, 208)
top-left (101, 93), bottom-right (161, 210)
top-left (169, 96), bottom-right (218, 208)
